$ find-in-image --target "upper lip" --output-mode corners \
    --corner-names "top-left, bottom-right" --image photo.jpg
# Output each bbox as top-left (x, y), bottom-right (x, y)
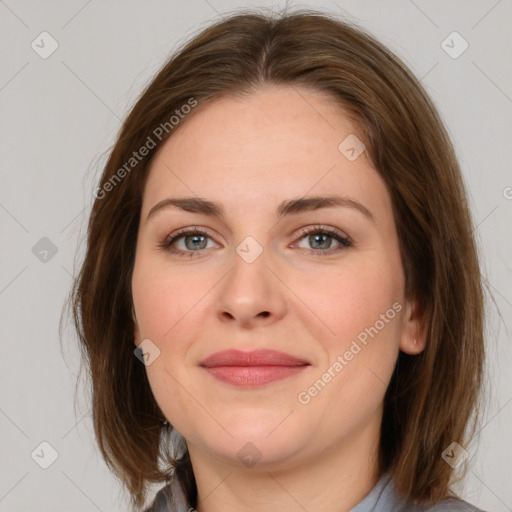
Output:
top-left (199, 349), bottom-right (310, 368)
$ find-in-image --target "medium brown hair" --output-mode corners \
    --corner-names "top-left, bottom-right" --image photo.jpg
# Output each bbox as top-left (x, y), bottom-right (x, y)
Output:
top-left (65, 8), bottom-right (485, 511)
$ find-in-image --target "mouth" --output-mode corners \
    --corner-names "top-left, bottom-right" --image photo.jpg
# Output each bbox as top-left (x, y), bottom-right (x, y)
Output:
top-left (199, 349), bottom-right (311, 387)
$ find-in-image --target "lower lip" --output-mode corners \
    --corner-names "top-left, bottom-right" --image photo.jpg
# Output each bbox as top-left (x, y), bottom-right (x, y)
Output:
top-left (202, 365), bottom-right (308, 387)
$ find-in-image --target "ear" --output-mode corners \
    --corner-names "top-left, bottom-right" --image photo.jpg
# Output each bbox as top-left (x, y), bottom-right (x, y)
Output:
top-left (399, 295), bottom-right (427, 355)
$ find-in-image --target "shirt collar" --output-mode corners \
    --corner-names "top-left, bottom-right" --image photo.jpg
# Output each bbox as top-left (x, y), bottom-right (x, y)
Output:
top-left (150, 471), bottom-right (405, 512)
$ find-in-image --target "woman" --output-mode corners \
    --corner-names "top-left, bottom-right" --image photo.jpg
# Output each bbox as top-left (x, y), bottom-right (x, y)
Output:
top-left (68, 8), bottom-right (486, 512)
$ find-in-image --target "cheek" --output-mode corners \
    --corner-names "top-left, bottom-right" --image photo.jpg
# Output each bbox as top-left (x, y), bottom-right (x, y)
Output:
top-left (296, 266), bottom-right (401, 426)
top-left (131, 259), bottom-right (218, 402)
top-left (131, 262), bottom-right (204, 429)
top-left (299, 261), bottom-right (402, 400)
top-left (132, 261), bottom-right (208, 341)
top-left (298, 261), bottom-right (401, 346)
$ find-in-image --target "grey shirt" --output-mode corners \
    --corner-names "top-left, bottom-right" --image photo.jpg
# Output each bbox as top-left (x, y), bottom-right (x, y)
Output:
top-left (145, 472), bottom-right (485, 511)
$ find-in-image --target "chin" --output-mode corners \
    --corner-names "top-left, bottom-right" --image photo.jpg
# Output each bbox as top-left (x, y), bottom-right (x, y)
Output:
top-left (205, 435), bottom-right (306, 472)
top-left (191, 413), bottom-right (311, 469)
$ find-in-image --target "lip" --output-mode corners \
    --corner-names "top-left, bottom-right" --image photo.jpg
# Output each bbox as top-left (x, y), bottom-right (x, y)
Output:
top-left (199, 349), bottom-right (310, 387)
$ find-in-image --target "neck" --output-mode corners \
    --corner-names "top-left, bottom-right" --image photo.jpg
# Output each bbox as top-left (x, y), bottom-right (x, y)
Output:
top-left (188, 412), bottom-right (382, 512)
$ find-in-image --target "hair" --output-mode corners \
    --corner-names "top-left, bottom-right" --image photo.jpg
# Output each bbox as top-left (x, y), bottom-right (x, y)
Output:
top-left (64, 7), bottom-right (486, 511)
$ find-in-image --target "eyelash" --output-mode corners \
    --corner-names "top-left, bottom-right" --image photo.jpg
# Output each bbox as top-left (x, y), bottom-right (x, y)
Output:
top-left (158, 225), bottom-right (353, 259)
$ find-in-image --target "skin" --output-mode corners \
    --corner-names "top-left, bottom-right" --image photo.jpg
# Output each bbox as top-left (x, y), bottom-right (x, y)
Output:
top-left (131, 85), bottom-right (426, 512)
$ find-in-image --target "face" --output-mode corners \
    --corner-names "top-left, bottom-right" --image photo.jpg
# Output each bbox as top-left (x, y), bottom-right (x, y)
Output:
top-left (131, 85), bottom-right (423, 472)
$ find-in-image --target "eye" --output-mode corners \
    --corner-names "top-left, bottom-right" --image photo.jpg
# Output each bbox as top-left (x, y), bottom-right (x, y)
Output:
top-left (292, 225), bottom-right (352, 256)
top-left (158, 227), bottom-right (218, 258)
top-left (159, 225), bottom-right (352, 258)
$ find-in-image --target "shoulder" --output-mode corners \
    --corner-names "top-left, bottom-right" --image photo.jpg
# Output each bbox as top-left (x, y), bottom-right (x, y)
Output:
top-left (418, 497), bottom-right (486, 511)
top-left (353, 472), bottom-right (486, 512)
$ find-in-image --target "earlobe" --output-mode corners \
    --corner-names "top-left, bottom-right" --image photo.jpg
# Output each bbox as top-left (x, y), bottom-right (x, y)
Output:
top-left (403, 336), bottom-right (426, 355)
top-left (400, 339), bottom-right (424, 355)
top-left (399, 297), bottom-right (427, 355)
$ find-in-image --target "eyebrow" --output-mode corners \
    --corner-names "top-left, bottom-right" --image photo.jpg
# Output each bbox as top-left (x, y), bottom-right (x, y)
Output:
top-left (146, 195), bottom-right (375, 223)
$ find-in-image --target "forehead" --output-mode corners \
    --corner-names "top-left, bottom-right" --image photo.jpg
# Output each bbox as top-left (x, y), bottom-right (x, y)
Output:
top-left (141, 85), bottom-right (390, 222)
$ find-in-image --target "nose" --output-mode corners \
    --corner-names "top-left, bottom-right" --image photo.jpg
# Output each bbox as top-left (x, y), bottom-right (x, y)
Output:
top-left (215, 242), bottom-right (287, 329)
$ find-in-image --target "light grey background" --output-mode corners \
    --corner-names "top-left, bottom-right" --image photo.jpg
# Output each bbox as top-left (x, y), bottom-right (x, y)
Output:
top-left (1, 0), bottom-right (511, 511)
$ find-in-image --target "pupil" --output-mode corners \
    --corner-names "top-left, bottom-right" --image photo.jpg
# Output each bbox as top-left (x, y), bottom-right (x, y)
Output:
top-left (186, 234), bottom-right (206, 250)
top-left (311, 233), bottom-right (330, 250)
